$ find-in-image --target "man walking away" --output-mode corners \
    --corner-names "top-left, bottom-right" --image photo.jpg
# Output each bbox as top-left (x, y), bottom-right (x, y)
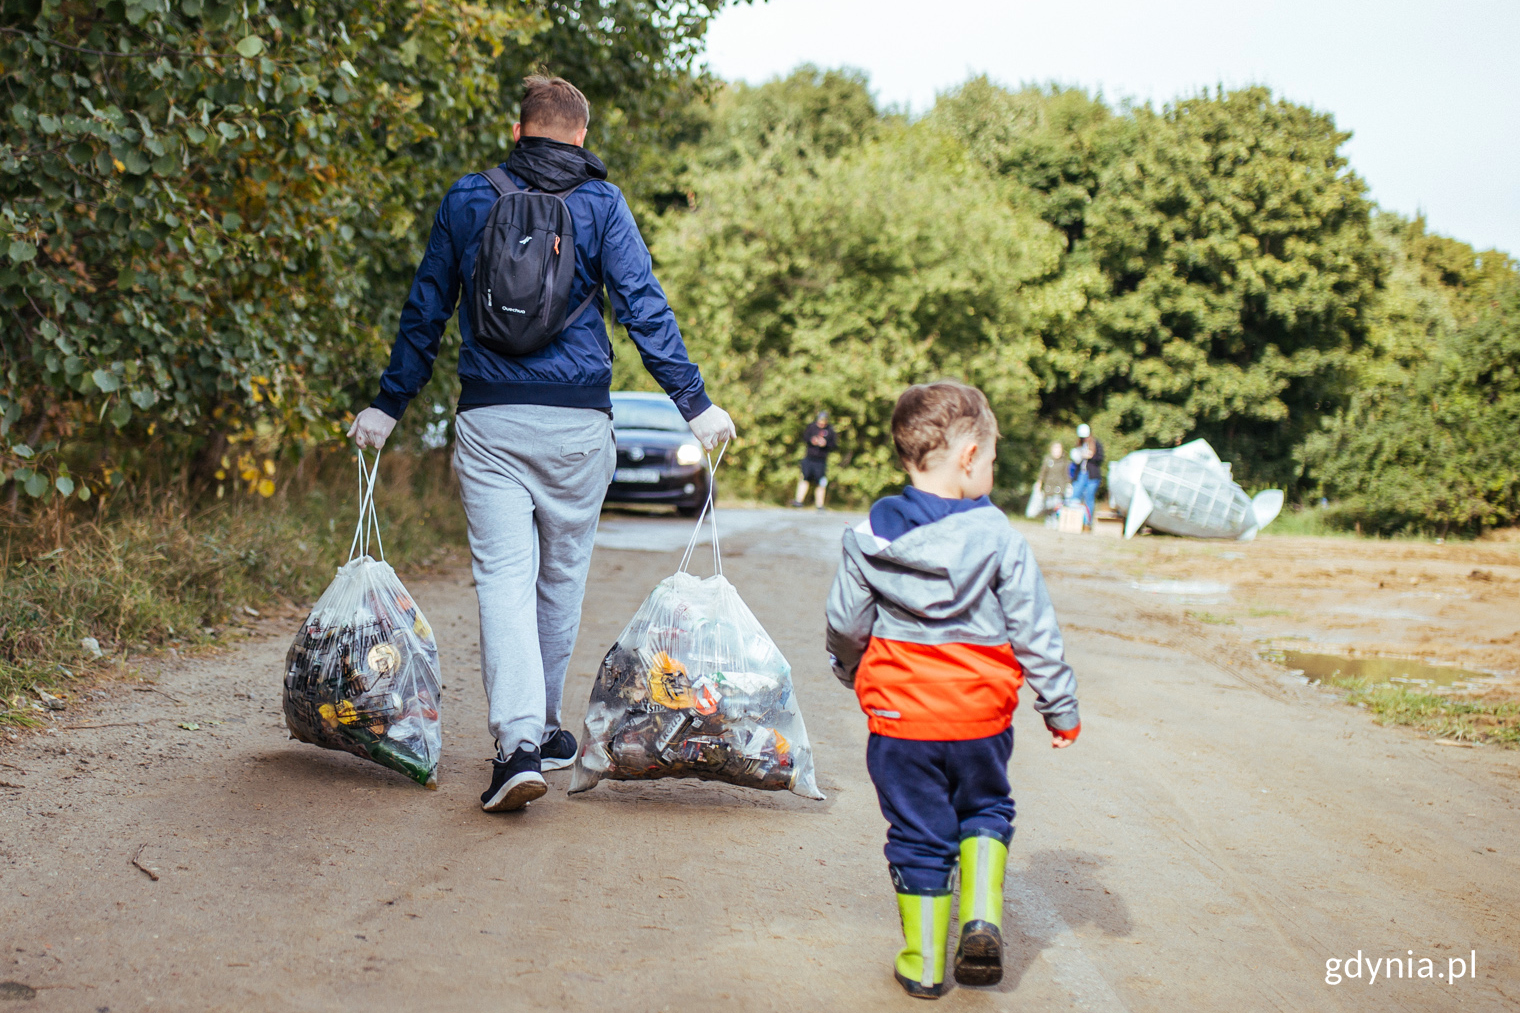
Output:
top-left (348, 76), bottom-right (735, 813)
top-left (792, 410), bottom-right (838, 511)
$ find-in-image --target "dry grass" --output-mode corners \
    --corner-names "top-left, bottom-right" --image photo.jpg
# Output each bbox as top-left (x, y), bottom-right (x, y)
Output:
top-left (1, 449), bottom-right (465, 725)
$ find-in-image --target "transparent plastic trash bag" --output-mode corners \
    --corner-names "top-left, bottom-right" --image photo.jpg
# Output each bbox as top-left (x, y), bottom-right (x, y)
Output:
top-left (570, 449), bottom-right (823, 800)
top-left (282, 451), bottom-right (443, 788)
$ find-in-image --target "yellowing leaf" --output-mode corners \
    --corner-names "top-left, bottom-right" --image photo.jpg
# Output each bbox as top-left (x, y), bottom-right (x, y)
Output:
top-left (257, 478), bottom-right (276, 498)
top-left (262, 459), bottom-right (275, 476)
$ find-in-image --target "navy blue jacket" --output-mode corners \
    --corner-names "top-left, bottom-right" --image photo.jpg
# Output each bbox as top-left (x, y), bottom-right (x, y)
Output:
top-left (371, 143), bottom-right (711, 422)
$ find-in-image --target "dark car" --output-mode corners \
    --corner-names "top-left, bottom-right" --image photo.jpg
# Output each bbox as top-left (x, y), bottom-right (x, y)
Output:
top-left (606, 392), bottom-right (712, 516)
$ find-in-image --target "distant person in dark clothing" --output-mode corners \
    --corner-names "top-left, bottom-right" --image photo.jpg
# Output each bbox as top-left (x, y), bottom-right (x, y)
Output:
top-left (792, 411), bottom-right (839, 511)
top-left (1069, 423), bottom-right (1104, 531)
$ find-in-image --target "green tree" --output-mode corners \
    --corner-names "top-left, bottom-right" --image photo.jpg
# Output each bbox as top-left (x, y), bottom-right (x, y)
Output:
top-left (0, 0), bottom-right (729, 507)
top-left (1076, 88), bottom-right (1382, 486)
top-left (936, 82), bottom-right (1383, 489)
top-left (654, 76), bottom-right (1069, 502)
top-left (1303, 279), bottom-right (1520, 534)
top-left (931, 77), bottom-right (1118, 249)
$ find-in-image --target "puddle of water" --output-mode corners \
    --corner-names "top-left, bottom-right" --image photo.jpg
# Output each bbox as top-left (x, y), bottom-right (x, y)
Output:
top-left (1261, 649), bottom-right (1493, 689)
top-left (1132, 579), bottom-right (1231, 604)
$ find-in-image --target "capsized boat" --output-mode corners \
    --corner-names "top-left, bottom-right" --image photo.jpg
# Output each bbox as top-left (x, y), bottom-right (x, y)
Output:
top-left (1107, 439), bottom-right (1283, 540)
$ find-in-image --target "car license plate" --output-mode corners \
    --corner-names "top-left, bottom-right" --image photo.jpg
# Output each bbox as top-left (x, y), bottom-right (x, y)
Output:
top-left (613, 467), bottom-right (662, 484)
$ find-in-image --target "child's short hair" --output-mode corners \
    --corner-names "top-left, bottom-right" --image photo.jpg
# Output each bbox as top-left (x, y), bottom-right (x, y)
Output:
top-left (891, 381), bottom-right (999, 470)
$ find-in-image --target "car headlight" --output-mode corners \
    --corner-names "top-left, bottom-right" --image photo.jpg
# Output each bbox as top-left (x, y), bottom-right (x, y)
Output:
top-left (675, 443), bottom-right (703, 466)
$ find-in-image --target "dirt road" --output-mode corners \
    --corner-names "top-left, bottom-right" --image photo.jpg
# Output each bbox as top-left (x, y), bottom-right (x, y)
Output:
top-left (3, 509), bottom-right (1518, 1011)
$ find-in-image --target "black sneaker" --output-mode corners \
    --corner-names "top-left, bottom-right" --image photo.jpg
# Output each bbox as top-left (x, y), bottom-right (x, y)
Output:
top-left (480, 746), bottom-right (547, 812)
top-left (540, 729), bottom-right (578, 772)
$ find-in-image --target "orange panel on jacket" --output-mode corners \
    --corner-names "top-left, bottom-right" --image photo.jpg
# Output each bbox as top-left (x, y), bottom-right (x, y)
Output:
top-left (854, 637), bottom-right (1024, 740)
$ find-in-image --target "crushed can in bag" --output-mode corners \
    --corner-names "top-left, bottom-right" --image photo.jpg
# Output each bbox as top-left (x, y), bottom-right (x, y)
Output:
top-left (569, 446), bottom-right (823, 800)
top-left (282, 450), bottom-right (442, 788)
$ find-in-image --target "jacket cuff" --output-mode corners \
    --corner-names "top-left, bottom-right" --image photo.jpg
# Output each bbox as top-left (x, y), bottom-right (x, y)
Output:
top-left (828, 652), bottom-right (856, 689)
top-left (1043, 710), bottom-right (1081, 734)
top-left (370, 391), bottom-right (409, 421)
top-left (674, 388), bottom-right (713, 422)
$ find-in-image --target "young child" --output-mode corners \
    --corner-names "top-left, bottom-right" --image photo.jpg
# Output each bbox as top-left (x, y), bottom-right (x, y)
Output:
top-left (825, 381), bottom-right (1081, 998)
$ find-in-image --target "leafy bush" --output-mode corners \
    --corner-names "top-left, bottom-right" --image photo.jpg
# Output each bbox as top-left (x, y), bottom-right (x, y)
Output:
top-left (1, 0), bottom-right (726, 504)
top-left (650, 71), bottom-right (1074, 502)
top-left (1304, 281), bottom-right (1520, 535)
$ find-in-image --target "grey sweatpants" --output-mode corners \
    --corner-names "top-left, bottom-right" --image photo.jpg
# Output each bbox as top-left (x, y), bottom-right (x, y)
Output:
top-left (452, 404), bottom-right (614, 756)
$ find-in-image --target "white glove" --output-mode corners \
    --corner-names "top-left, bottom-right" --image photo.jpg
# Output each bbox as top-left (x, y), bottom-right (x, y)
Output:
top-left (687, 403), bottom-right (736, 450)
top-left (347, 406), bottom-right (397, 449)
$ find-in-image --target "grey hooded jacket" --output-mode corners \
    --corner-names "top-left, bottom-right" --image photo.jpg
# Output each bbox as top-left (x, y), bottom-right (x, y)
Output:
top-left (825, 505), bottom-right (1080, 732)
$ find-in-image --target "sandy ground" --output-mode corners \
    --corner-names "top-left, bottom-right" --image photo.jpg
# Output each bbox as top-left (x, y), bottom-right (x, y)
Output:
top-left (2, 508), bottom-right (1518, 1012)
top-left (1077, 518), bottom-right (1520, 688)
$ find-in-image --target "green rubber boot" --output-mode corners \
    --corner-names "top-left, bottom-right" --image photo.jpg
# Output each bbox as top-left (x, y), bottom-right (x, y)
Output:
top-left (894, 889), bottom-right (953, 999)
top-left (954, 834), bottom-right (1008, 986)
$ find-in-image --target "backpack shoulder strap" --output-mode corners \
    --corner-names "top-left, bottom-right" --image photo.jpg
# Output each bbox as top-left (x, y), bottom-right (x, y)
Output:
top-left (481, 166), bottom-right (519, 197)
top-left (566, 284), bottom-right (601, 327)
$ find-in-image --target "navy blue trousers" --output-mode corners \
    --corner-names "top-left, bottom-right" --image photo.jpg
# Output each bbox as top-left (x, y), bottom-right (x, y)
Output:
top-left (866, 728), bottom-right (1015, 893)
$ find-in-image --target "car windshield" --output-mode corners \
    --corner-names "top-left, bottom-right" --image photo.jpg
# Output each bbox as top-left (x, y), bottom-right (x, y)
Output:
top-left (611, 397), bottom-right (687, 432)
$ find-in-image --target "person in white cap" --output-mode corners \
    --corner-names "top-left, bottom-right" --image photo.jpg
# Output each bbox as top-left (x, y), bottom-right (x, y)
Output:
top-left (1069, 423), bottom-right (1104, 531)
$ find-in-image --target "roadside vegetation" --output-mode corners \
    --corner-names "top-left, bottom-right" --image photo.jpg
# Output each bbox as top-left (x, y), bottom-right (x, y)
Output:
top-left (0, 448), bottom-right (463, 725)
top-left (640, 69), bottom-right (1518, 531)
top-left (1330, 676), bottom-right (1520, 748)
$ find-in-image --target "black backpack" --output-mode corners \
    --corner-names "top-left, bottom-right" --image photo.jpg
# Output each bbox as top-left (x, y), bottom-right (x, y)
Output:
top-left (468, 167), bottom-right (599, 357)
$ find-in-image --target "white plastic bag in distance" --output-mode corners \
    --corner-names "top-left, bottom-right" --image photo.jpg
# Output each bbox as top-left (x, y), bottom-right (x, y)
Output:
top-left (282, 451), bottom-right (443, 788)
top-left (569, 446), bottom-right (823, 800)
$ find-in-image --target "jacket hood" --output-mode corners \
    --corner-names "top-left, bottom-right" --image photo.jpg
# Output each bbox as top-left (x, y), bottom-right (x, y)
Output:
top-left (504, 135), bottom-right (608, 193)
top-left (843, 505), bottom-right (1009, 621)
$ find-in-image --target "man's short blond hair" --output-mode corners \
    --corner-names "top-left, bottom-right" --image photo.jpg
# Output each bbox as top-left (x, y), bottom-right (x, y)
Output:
top-left (520, 75), bottom-right (590, 132)
top-left (891, 380), bottom-right (999, 471)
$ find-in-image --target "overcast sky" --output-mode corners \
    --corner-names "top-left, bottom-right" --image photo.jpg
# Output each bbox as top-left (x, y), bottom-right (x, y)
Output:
top-left (704, 0), bottom-right (1519, 256)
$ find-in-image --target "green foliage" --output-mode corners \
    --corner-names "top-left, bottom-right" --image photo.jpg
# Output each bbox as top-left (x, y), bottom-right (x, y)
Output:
top-left (654, 73), bottom-right (1071, 502)
top-left (1303, 278), bottom-right (1520, 535)
top-left (934, 84), bottom-right (1383, 488)
top-left (690, 65), bottom-right (884, 171)
top-left (4, 20), bottom-right (1513, 539)
top-left (0, 0), bottom-right (728, 505)
top-left (658, 75), bottom-right (1396, 501)
top-left (931, 77), bottom-right (1116, 247)
top-left (1078, 89), bottom-right (1380, 484)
